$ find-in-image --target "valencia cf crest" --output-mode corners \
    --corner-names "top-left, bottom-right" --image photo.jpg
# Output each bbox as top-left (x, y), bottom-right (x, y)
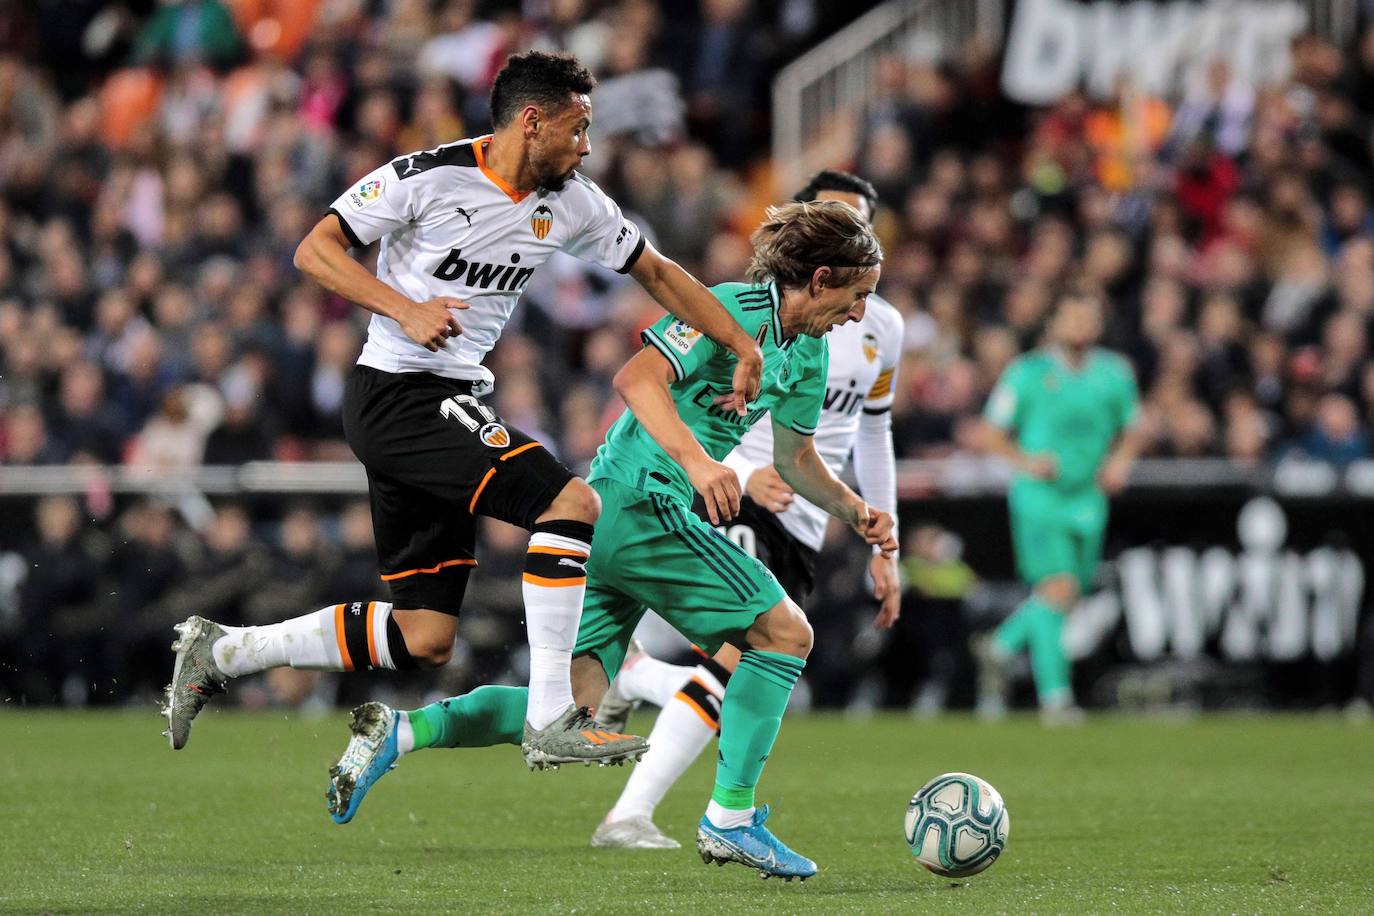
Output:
top-left (862, 333), bottom-right (879, 363)
top-left (531, 204), bottom-right (554, 240)
top-left (479, 422), bottom-right (511, 448)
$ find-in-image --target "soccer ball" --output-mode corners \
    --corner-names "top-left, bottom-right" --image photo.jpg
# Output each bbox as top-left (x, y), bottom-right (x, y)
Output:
top-left (904, 772), bottom-right (1009, 878)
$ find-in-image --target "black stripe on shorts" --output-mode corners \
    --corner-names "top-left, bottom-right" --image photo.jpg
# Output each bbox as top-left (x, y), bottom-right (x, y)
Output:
top-left (651, 495), bottom-right (752, 602)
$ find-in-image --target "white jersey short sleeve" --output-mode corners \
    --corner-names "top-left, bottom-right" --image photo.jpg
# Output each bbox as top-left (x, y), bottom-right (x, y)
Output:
top-left (325, 136), bottom-right (646, 392)
top-left (561, 174), bottom-right (646, 272)
top-left (728, 293), bottom-right (904, 552)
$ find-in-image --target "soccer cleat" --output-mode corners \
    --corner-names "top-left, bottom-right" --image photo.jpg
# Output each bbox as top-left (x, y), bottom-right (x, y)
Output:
top-left (521, 705), bottom-right (649, 771)
top-left (595, 639), bottom-right (646, 734)
top-left (590, 815), bottom-right (680, 849)
top-left (326, 702), bottom-right (400, 825)
top-left (162, 615), bottom-right (229, 749)
top-left (696, 804), bottom-right (817, 881)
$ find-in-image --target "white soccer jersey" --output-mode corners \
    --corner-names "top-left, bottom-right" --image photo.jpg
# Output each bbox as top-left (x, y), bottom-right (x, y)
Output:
top-left (723, 294), bottom-right (904, 552)
top-left (329, 135), bottom-right (645, 391)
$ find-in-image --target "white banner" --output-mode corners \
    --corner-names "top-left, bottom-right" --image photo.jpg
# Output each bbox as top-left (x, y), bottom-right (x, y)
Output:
top-left (1001, 0), bottom-right (1309, 104)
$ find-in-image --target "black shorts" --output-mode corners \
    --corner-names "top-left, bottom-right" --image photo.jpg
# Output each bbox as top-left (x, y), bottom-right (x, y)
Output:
top-left (693, 495), bottom-right (818, 604)
top-left (343, 366), bottom-right (574, 614)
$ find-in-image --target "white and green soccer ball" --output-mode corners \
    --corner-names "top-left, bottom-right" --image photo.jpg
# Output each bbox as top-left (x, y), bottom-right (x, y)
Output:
top-left (904, 772), bottom-right (1009, 878)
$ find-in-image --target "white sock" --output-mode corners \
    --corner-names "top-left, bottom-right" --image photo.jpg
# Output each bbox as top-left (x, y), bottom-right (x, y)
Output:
top-left (211, 602), bottom-right (395, 677)
top-left (395, 713), bottom-right (415, 756)
top-left (608, 687), bottom-right (717, 821)
top-left (706, 800), bottom-right (754, 829)
top-left (616, 655), bottom-right (696, 708)
top-left (522, 530), bottom-right (591, 730)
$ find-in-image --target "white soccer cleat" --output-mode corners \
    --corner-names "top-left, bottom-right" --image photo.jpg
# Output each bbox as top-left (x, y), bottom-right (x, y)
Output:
top-left (590, 815), bottom-right (680, 849)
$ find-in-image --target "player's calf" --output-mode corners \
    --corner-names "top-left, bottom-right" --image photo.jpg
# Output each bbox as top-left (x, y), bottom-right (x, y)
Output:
top-left (162, 601), bottom-right (435, 749)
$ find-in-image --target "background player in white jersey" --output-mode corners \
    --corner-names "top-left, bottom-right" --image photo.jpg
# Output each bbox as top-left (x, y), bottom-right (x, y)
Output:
top-left (588, 172), bottom-right (905, 848)
top-left (163, 52), bottom-right (765, 770)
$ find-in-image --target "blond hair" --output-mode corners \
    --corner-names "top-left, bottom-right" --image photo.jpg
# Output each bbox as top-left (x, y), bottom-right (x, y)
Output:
top-left (746, 200), bottom-right (883, 289)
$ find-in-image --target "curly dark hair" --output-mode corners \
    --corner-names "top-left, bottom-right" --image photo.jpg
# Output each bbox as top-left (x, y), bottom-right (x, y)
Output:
top-left (793, 170), bottom-right (879, 214)
top-left (747, 200), bottom-right (883, 289)
top-left (489, 51), bottom-right (596, 128)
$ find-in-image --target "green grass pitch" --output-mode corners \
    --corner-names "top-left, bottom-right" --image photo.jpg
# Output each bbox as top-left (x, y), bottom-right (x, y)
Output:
top-left (3, 710), bottom-right (1372, 913)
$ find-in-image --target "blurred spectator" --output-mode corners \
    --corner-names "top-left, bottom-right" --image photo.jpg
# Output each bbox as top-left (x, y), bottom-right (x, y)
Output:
top-left (18, 496), bottom-right (112, 704)
top-left (134, 0), bottom-right (244, 71)
top-left (1284, 393), bottom-right (1371, 466)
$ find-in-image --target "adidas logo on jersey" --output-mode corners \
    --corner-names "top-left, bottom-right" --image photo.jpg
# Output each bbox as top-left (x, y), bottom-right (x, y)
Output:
top-left (432, 248), bottom-right (536, 291)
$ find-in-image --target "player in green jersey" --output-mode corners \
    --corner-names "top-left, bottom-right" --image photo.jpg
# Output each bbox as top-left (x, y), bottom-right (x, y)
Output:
top-left (323, 201), bottom-right (897, 880)
top-left (978, 293), bottom-right (1144, 724)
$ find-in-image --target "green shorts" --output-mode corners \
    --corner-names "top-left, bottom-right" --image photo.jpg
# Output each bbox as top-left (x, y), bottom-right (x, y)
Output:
top-left (575, 477), bottom-right (786, 680)
top-left (1008, 482), bottom-right (1108, 592)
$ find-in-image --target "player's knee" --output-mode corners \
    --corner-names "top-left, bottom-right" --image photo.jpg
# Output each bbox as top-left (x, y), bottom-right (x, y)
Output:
top-left (771, 602), bottom-right (814, 659)
top-left (542, 478), bottom-right (600, 525)
top-left (408, 635), bottom-right (454, 668)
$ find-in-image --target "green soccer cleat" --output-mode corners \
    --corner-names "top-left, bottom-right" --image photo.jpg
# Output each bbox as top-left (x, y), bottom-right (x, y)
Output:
top-left (521, 705), bottom-right (649, 771)
top-left (162, 615), bottom-right (229, 749)
top-left (590, 815), bottom-right (680, 849)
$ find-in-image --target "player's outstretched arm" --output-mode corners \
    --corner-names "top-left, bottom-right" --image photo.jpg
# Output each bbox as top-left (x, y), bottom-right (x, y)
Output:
top-left (771, 422), bottom-right (897, 557)
top-left (612, 347), bottom-right (742, 524)
top-left (294, 216), bottom-right (466, 352)
top-left (628, 243), bottom-right (762, 415)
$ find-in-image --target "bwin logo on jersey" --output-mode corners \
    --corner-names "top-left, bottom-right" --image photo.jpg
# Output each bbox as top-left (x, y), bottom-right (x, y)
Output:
top-left (531, 204), bottom-right (554, 240)
top-left (432, 248), bottom-right (536, 291)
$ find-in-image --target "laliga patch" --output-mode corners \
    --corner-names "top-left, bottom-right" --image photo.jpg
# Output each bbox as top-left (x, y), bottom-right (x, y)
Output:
top-left (664, 319), bottom-right (702, 354)
top-left (479, 422), bottom-right (511, 448)
top-left (347, 178), bottom-right (384, 211)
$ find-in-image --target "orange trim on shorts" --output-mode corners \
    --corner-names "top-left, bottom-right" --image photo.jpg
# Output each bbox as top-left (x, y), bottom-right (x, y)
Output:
top-left (333, 604), bottom-right (353, 671)
top-left (522, 572), bottom-right (587, 588)
top-left (364, 602), bottom-right (378, 668)
top-left (468, 467), bottom-right (498, 514)
top-left (500, 441), bottom-right (542, 462)
top-left (675, 689), bottom-right (718, 730)
top-left (380, 558), bottom-right (478, 581)
top-left (526, 546), bottom-right (588, 558)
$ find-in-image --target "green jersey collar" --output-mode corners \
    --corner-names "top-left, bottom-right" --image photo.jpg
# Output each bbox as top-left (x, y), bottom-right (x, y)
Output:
top-left (1049, 344), bottom-right (1091, 374)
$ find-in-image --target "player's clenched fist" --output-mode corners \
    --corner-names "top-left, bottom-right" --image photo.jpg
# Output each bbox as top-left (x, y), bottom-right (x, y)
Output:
top-left (850, 503), bottom-right (897, 558)
top-left (687, 456), bottom-right (742, 525)
top-left (402, 297), bottom-right (468, 351)
top-left (747, 465), bottom-right (795, 514)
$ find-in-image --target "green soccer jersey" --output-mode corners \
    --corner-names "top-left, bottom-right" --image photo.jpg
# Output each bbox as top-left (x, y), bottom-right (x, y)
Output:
top-left (983, 346), bottom-right (1140, 493)
top-left (588, 281), bottom-right (828, 503)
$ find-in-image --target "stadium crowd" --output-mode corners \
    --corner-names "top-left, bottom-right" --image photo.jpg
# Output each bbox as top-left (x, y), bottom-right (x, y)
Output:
top-left (3, 0), bottom-right (1374, 705)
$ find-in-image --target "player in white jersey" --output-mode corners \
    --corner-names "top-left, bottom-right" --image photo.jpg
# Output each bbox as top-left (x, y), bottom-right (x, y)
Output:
top-left (588, 172), bottom-right (906, 848)
top-left (163, 52), bottom-right (764, 771)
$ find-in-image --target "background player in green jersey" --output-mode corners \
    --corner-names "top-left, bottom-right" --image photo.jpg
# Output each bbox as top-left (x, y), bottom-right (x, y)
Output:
top-left (322, 201), bottom-right (897, 881)
top-left (978, 293), bottom-right (1144, 723)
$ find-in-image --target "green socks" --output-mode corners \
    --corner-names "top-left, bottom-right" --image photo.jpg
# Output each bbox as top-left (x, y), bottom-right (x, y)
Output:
top-left (996, 597), bottom-right (1071, 703)
top-left (711, 650), bottom-right (806, 811)
top-left (406, 685), bottom-right (527, 751)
